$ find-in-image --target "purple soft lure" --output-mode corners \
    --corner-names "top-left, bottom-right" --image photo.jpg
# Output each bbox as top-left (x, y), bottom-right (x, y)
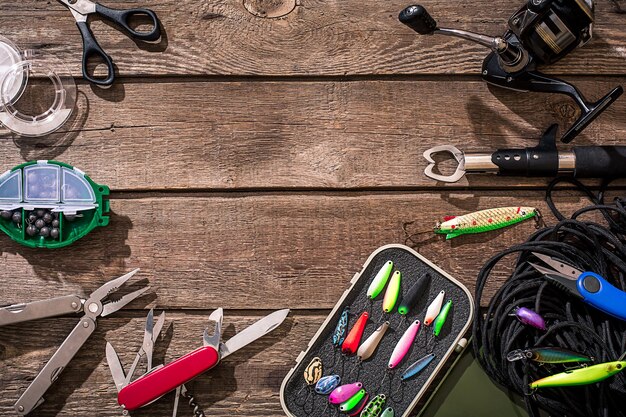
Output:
top-left (511, 306), bottom-right (546, 331)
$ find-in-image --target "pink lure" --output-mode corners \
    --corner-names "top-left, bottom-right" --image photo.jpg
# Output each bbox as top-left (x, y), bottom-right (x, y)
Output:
top-left (388, 320), bottom-right (421, 369)
top-left (329, 382), bottom-right (363, 404)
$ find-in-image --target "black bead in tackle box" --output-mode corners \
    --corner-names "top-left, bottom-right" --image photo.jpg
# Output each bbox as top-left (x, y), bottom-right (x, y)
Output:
top-left (280, 244), bottom-right (474, 417)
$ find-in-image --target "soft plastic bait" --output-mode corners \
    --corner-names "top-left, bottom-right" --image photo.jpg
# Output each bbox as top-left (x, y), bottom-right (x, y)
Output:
top-left (329, 382), bottom-right (363, 404)
top-left (530, 361), bottom-right (626, 388)
top-left (510, 306), bottom-right (546, 331)
top-left (367, 261), bottom-right (394, 299)
top-left (348, 393), bottom-right (369, 416)
top-left (401, 353), bottom-right (436, 380)
top-left (424, 290), bottom-right (445, 326)
top-left (434, 207), bottom-right (539, 240)
top-left (303, 357), bottom-right (323, 385)
top-left (342, 312), bottom-right (369, 355)
top-left (389, 320), bottom-right (421, 369)
top-left (433, 300), bottom-right (452, 337)
top-left (357, 321), bottom-right (389, 362)
top-left (361, 394), bottom-right (387, 417)
top-left (332, 306), bottom-right (350, 346)
top-left (339, 389), bottom-right (366, 412)
top-left (507, 347), bottom-right (592, 364)
top-left (315, 375), bottom-right (341, 395)
top-left (398, 273), bottom-right (431, 315)
top-left (381, 407), bottom-right (394, 417)
top-left (383, 271), bottom-right (402, 313)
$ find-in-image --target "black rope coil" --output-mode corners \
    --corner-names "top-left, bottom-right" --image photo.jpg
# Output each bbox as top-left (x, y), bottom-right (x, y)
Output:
top-left (472, 178), bottom-right (626, 417)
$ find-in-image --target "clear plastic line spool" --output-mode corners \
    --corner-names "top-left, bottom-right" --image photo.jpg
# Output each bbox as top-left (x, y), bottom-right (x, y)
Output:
top-left (0, 36), bottom-right (76, 137)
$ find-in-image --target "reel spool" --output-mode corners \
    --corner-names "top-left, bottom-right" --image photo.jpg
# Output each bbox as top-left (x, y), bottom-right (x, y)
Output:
top-left (399, 0), bottom-right (623, 143)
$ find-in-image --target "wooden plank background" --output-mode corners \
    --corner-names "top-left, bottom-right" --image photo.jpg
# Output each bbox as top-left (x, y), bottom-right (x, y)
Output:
top-left (0, 0), bottom-right (624, 416)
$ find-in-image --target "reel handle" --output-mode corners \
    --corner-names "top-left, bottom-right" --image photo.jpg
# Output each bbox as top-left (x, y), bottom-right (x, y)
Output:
top-left (399, 5), bottom-right (437, 35)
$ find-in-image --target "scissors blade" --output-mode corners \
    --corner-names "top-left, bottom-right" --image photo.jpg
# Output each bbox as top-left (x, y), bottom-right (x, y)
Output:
top-left (532, 252), bottom-right (582, 280)
top-left (106, 342), bottom-right (127, 392)
top-left (142, 309), bottom-right (154, 371)
top-left (57, 0), bottom-right (96, 17)
top-left (152, 312), bottom-right (166, 343)
top-left (220, 309), bottom-right (289, 359)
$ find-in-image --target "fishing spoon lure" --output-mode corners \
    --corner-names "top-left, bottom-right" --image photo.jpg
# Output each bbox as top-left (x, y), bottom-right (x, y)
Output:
top-left (339, 389), bottom-right (367, 412)
top-left (433, 207), bottom-right (540, 240)
top-left (510, 306), bottom-right (546, 331)
top-left (303, 357), bottom-right (323, 385)
top-left (361, 394), bottom-right (387, 417)
top-left (329, 382), bottom-right (364, 404)
top-left (389, 319), bottom-right (421, 369)
top-left (357, 321), bottom-right (390, 362)
top-left (401, 353), bottom-right (436, 380)
top-left (332, 306), bottom-right (350, 346)
top-left (383, 271), bottom-right (402, 313)
top-left (367, 261), bottom-right (394, 300)
top-left (348, 393), bottom-right (370, 416)
top-left (507, 347), bottom-right (592, 364)
top-left (381, 407), bottom-right (395, 417)
top-left (530, 361), bottom-right (626, 388)
top-left (398, 273), bottom-right (431, 316)
top-left (433, 299), bottom-right (452, 337)
top-left (424, 290), bottom-right (445, 326)
top-left (342, 311), bottom-right (369, 355)
top-left (315, 375), bottom-right (341, 395)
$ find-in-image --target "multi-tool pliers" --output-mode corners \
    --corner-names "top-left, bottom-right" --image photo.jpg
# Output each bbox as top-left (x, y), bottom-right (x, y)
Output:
top-left (106, 307), bottom-right (289, 414)
top-left (0, 269), bottom-right (149, 415)
top-left (529, 252), bottom-right (626, 322)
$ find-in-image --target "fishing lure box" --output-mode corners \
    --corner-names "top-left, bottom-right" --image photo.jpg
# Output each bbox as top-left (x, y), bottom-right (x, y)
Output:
top-left (280, 244), bottom-right (474, 417)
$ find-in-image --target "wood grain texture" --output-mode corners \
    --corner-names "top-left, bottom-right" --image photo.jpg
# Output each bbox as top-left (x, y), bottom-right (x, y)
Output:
top-left (0, 312), bottom-right (322, 417)
top-left (1, 78), bottom-right (624, 190)
top-left (0, 191), bottom-right (597, 310)
top-left (0, 0), bottom-right (624, 77)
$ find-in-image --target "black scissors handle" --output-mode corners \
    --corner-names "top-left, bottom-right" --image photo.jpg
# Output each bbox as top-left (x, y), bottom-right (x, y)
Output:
top-left (95, 3), bottom-right (161, 42)
top-left (76, 20), bottom-right (116, 86)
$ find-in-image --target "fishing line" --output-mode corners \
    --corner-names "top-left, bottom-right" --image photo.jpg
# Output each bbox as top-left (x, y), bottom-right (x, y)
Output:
top-left (472, 178), bottom-right (626, 417)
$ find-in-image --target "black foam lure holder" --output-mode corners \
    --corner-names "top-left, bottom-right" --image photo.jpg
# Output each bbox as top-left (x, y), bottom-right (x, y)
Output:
top-left (280, 244), bottom-right (474, 417)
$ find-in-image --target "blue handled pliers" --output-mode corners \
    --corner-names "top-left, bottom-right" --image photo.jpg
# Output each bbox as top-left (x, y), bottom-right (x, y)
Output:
top-left (529, 252), bottom-right (626, 322)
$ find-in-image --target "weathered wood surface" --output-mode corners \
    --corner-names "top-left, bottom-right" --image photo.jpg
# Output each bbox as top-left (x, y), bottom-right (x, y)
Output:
top-left (1, 78), bottom-right (624, 190)
top-left (0, 191), bottom-right (598, 311)
top-left (0, 0), bottom-right (624, 76)
top-left (1, 0), bottom-right (625, 416)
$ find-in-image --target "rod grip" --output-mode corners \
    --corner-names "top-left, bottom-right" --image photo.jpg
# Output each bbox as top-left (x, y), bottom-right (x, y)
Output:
top-left (573, 147), bottom-right (626, 178)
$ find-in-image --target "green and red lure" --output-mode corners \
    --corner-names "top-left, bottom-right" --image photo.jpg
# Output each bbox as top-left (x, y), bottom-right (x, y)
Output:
top-left (434, 206), bottom-right (540, 240)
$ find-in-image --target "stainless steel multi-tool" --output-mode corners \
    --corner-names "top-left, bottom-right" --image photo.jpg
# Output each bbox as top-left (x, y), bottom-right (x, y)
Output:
top-left (0, 269), bottom-right (149, 415)
top-left (106, 307), bottom-right (290, 415)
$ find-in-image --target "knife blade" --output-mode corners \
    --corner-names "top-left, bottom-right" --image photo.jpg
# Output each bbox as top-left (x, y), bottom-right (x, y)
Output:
top-left (106, 342), bottom-right (127, 393)
top-left (220, 309), bottom-right (290, 359)
top-left (142, 309), bottom-right (154, 371)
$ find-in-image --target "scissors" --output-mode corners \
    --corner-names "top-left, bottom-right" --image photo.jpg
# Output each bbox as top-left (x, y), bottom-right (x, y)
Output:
top-left (529, 252), bottom-right (626, 322)
top-left (57, 0), bottom-right (161, 85)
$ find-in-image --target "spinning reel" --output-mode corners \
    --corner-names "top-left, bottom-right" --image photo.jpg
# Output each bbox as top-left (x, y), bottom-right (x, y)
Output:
top-left (399, 0), bottom-right (623, 143)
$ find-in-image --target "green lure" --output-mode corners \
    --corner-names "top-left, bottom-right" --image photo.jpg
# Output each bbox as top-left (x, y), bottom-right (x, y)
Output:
top-left (383, 271), bottom-right (402, 313)
top-left (339, 389), bottom-right (366, 412)
top-left (380, 407), bottom-right (394, 417)
top-left (367, 261), bottom-right (393, 299)
top-left (530, 361), bottom-right (626, 388)
top-left (361, 394), bottom-right (386, 417)
top-left (434, 206), bottom-right (539, 240)
top-left (433, 299), bottom-right (452, 337)
top-left (507, 347), bottom-right (592, 364)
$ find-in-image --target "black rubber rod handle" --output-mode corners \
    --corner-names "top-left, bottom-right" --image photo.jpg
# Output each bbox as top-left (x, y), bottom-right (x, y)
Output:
top-left (573, 147), bottom-right (626, 178)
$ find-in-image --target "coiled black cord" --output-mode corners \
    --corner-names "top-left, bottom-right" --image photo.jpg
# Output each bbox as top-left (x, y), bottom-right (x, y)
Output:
top-left (472, 178), bottom-right (626, 417)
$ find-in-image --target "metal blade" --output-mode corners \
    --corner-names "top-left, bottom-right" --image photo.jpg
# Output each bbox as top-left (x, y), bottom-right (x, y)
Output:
top-left (106, 342), bottom-right (127, 392)
top-left (532, 252), bottom-right (581, 279)
top-left (90, 269), bottom-right (140, 302)
top-left (220, 309), bottom-right (289, 359)
top-left (153, 312), bottom-right (166, 343)
top-left (203, 308), bottom-right (223, 349)
top-left (56, 0), bottom-right (96, 16)
top-left (142, 309), bottom-right (155, 371)
top-left (101, 286), bottom-right (150, 317)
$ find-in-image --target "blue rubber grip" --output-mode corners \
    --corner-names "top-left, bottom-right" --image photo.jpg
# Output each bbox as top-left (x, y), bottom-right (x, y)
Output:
top-left (577, 272), bottom-right (626, 322)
